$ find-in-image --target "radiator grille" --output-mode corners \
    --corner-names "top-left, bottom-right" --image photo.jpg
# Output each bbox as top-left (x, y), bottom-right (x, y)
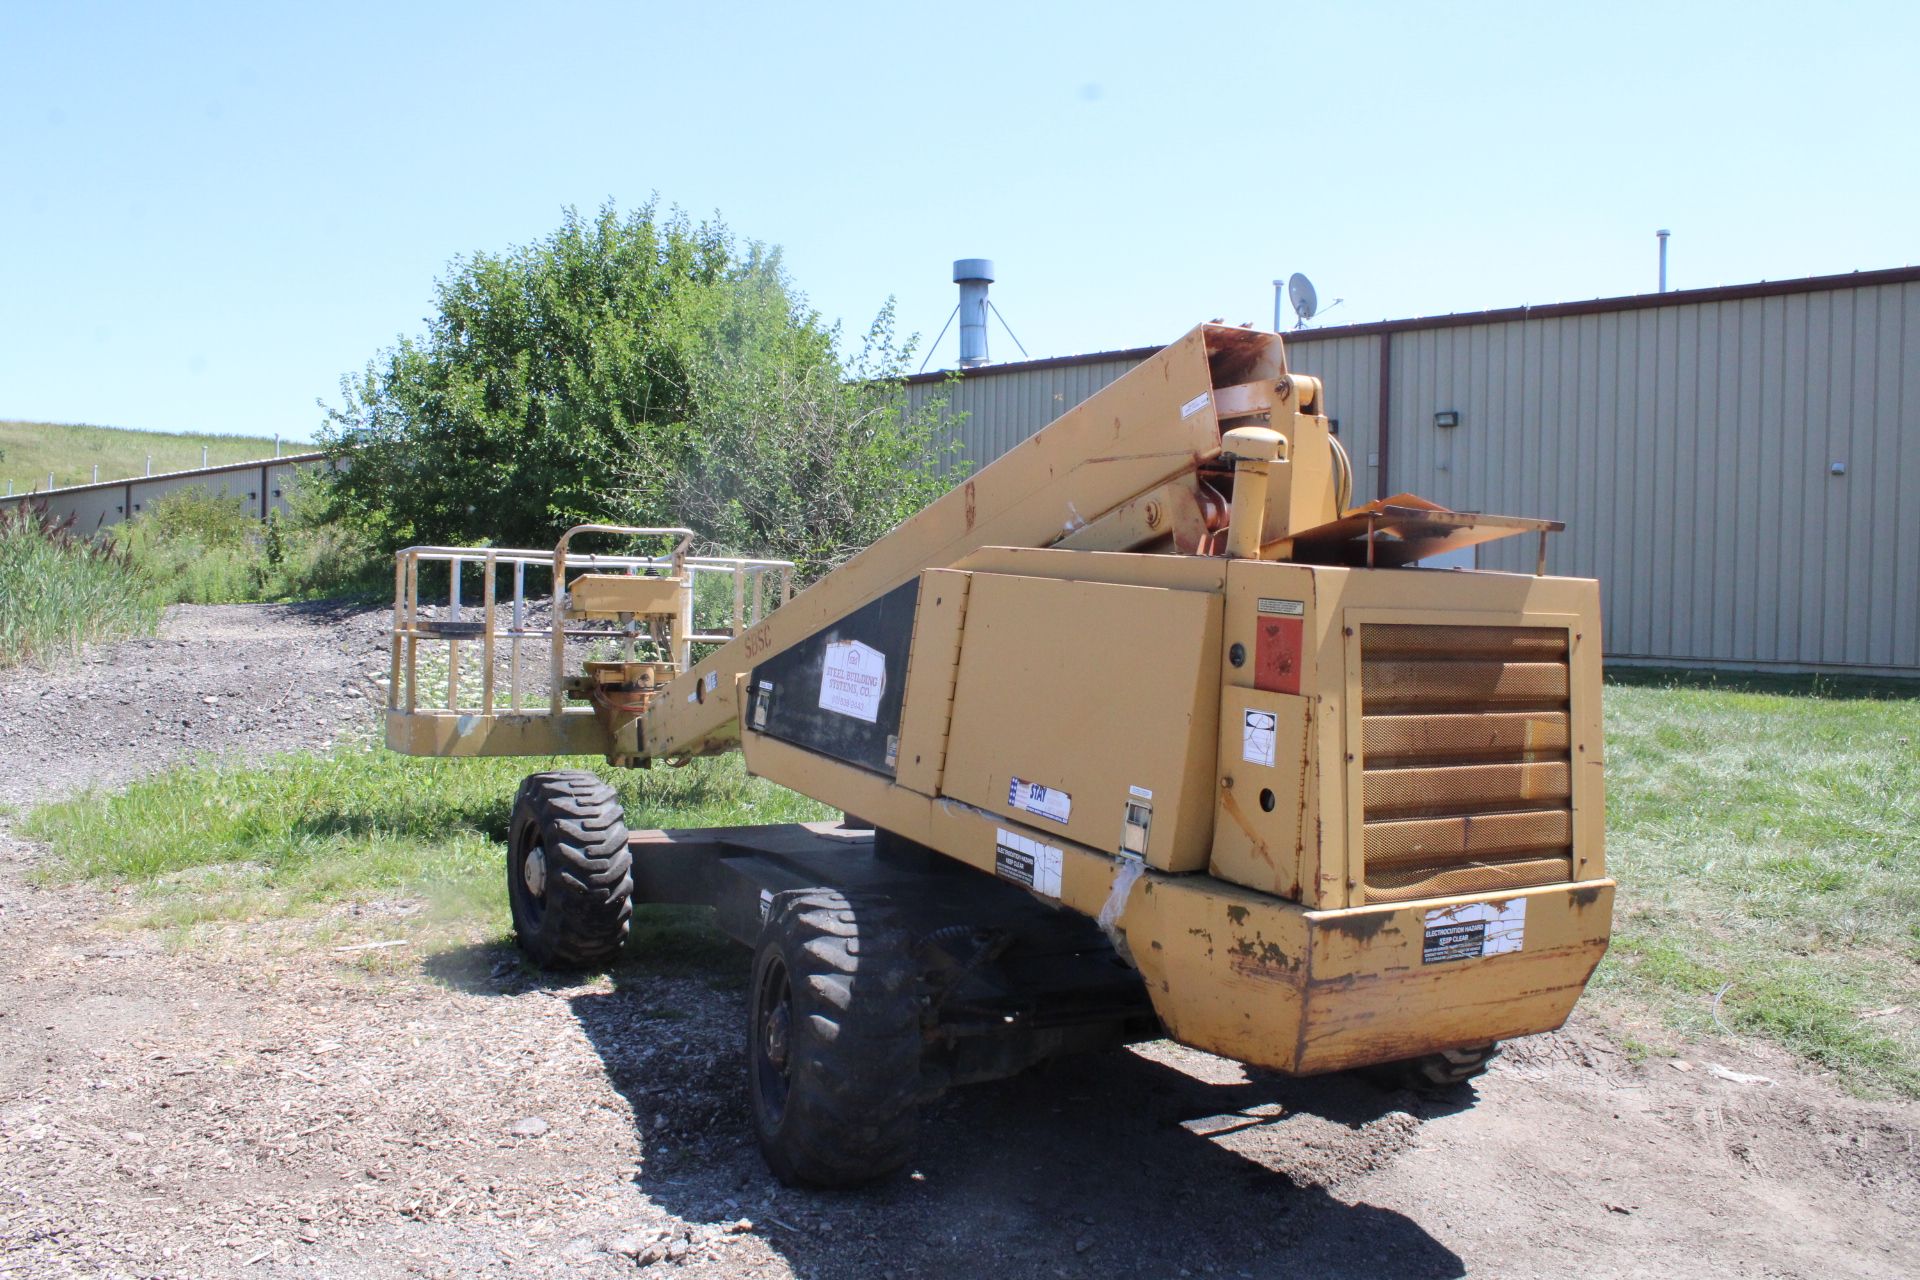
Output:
top-left (1359, 624), bottom-right (1575, 904)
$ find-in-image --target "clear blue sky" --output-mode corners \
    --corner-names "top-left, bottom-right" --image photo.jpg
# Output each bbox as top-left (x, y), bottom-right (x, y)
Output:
top-left (3, 0), bottom-right (1913, 439)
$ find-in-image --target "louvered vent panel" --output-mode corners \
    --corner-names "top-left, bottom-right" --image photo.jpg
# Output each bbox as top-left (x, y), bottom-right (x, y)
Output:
top-left (1359, 624), bottom-right (1575, 904)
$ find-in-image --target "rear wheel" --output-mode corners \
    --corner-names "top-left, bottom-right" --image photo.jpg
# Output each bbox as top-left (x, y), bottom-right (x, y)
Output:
top-left (1366, 1043), bottom-right (1501, 1090)
top-left (748, 890), bottom-right (923, 1187)
top-left (506, 771), bottom-right (633, 970)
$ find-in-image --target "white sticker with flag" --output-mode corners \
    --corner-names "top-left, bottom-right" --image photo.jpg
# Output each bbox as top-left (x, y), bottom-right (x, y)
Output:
top-left (817, 639), bottom-right (886, 723)
top-left (1007, 776), bottom-right (1072, 824)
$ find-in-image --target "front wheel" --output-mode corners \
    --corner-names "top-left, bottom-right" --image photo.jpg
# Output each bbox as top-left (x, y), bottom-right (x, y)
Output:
top-left (506, 771), bottom-right (633, 970)
top-left (748, 890), bottom-right (923, 1187)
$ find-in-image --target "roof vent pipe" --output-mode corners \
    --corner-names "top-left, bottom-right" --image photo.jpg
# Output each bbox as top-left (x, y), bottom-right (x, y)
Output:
top-left (953, 259), bottom-right (995, 368)
top-left (1657, 229), bottom-right (1670, 293)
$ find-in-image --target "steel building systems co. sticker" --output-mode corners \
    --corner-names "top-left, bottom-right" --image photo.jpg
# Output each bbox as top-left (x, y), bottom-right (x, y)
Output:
top-left (817, 639), bottom-right (886, 723)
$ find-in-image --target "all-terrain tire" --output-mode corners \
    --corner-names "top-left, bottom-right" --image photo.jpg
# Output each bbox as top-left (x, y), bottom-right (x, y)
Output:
top-left (747, 890), bottom-right (923, 1187)
top-left (1366, 1043), bottom-right (1501, 1091)
top-left (506, 770), bottom-right (633, 970)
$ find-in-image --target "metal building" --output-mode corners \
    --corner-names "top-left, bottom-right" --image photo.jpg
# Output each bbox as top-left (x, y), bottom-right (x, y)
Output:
top-left (902, 266), bottom-right (1920, 676)
top-left (0, 452), bottom-right (329, 533)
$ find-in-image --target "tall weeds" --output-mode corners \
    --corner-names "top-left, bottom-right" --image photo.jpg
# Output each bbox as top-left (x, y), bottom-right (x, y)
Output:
top-left (0, 505), bottom-right (160, 667)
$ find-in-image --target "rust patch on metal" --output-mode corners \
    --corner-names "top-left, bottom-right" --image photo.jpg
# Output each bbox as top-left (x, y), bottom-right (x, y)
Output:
top-left (1225, 905), bottom-right (1249, 926)
top-left (1228, 935), bottom-right (1301, 983)
top-left (963, 480), bottom-right (977, 531)
top-left (1203, 325), bottom-right (1281, 386)
top-left (1218, 784), bottom-right (1273, 866)
top-left (1570, 885), bottom-right (1604, 909)
top-left (1321, 912), bottom-right (1396, 943)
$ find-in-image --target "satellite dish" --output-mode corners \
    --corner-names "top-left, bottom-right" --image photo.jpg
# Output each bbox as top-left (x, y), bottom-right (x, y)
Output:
top-left (1288, 272), bottom-right (1318, 325)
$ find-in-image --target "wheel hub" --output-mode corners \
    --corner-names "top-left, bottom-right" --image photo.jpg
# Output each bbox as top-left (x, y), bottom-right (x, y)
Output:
top-left (522, 842), bottom-right (548, 899)
top-left (763, 999), bottom-right (791, 1072)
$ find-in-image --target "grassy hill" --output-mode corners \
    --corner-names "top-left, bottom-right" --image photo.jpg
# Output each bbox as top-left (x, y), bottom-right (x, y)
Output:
top-left (1, 421), bottom-right (313, 495)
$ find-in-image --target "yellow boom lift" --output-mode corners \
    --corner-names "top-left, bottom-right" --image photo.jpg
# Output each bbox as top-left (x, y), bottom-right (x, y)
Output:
top-left (387, 323), bottom-right (1613, 1186)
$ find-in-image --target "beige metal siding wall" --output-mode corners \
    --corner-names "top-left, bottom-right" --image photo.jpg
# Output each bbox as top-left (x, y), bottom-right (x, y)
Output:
top-left (0, 455), bottom-right (332, 534)
top-left (907, 355), bottom-right (1147, 473)
top-left (1284, 333), bottom-right (1383, 496)
top-left (902, 279), bottom-right (1916, 673)
top-left (1389, 281), bottom-right (1920, 673)
top-left (911, 330), bottom-right (1383, 484)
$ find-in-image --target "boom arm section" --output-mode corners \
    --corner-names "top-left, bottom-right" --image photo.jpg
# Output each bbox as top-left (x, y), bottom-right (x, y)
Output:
top-left (640, 323), bottom-right (1312, 761)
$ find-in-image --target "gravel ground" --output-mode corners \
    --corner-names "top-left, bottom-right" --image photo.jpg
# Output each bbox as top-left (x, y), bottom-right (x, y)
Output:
top-left (0, 603), bottom-right (390, 811)
top-left (0, 605), bottom-right (1916, 1279)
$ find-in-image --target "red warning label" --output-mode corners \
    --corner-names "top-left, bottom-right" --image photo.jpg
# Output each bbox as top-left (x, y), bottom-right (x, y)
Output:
top-left (1253, 598), bottom-right (1305, 694)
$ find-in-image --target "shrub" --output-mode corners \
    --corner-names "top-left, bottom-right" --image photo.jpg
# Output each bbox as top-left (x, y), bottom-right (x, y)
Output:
top-left (113, 479), bottom-right (385, 605)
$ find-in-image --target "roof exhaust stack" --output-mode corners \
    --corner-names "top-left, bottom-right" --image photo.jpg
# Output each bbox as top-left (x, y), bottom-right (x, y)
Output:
top-left (1657, 229), bottom-right (1670, 293)
top-left (953, 259), bottom-right (995, 368)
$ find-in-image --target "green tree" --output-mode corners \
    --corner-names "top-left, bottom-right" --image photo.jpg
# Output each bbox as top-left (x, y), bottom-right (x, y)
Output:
top-left (658, 300), bottom-right (955, 576)
top-left (317, 201), bottom-right (955, 568)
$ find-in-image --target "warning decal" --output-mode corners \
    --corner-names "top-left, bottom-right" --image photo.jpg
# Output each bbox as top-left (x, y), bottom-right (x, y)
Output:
top-left (994, 828), bottom-right (1064, 898)
top-left (1422, 899), bottom-right (1527, 964)
top-left (1254, 611), bottom-right (1304, 695)
top-left (817, 639), bottom-right (886, 723)
top-left (1242, 709), bottom-right (1277, 767)
top-left (1007, 776), bottom-right (1072, 825)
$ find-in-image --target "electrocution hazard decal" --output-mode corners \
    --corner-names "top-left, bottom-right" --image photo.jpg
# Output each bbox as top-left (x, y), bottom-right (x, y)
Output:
top-left (1422, 900), bottom-right (1527, 964)
top-left (1007, 776), bottom-right (1072, 824)
top-left (994, 828), bottom-right (1063, 898)
top-left (817, 639), bottom-right (886, 723)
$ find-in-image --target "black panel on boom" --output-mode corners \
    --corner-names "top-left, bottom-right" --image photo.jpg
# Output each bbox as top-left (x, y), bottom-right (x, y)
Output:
top-left (746, 578), bottom-right (920, 776)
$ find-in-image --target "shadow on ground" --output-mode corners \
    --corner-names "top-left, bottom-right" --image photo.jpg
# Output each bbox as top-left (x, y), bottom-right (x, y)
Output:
top-left (425, 909), bottom-right (1472, 1277)
top-left (566, 980), bottom-right (1471, 1279)
top-left (423, 905), bottom-right (747, 995)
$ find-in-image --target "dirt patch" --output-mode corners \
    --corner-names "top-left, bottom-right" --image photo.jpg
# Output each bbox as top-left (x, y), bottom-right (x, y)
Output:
top-left (1, 607), bottom-right (1916, 1278)
top-left (0, 602), bottom-right (390, 810)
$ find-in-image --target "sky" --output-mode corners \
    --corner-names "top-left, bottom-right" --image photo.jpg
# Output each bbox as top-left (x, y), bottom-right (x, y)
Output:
top-left (2, 0), bottom-right (1915, 439)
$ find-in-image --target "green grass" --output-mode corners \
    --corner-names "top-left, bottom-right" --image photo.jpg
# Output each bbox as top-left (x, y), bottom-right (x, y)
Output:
top-left (0, 507), bottom-right (160, 666)
top-left (1595, 672), bottom-right (1919, 1094)
top-left (22, 746), bottom-right (831, 951)
top-left (17, 672), bottom-right (1920, 1094)
top-left (2, 420), bottom-right (309, 495)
